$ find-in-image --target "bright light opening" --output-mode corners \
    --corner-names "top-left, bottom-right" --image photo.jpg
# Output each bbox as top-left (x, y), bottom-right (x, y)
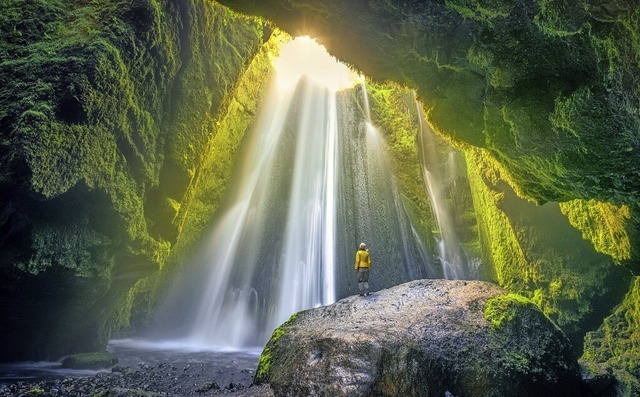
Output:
top-left (273, 36), bottom-right (362, 91)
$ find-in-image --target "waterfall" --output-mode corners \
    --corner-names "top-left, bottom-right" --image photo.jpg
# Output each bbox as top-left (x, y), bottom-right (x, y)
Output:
top-left (180, 78), bottom-right (339, 349)
top-left (415, 97), bottom-right (469, 280)
top-left (158, 39), bottom-right (437, 350)
top-left (337, 84), bottom-right (432, 283)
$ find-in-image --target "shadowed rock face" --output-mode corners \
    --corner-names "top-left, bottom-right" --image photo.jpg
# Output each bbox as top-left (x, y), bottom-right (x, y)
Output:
top-left (255, 279), bottom-right (581, 397)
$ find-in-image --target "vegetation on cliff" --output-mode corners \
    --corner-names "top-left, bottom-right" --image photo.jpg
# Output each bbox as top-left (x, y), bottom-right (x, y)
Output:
top-left (0, 0), bottom-right (270, 359)
top-left (117, 28), bottom-right (289, 330)
top-left (559, 199), bottom-right (638, 263)
top-left (255, 311), bottom-right (300, 384)
top-left (583, 277), bottom-right (640, 397)
top-left (466, 146), bottom-right (632, 344)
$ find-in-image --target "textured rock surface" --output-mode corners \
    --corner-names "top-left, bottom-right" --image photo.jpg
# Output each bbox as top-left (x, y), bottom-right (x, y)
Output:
top-left (255, 279), bottom-right (581, 397)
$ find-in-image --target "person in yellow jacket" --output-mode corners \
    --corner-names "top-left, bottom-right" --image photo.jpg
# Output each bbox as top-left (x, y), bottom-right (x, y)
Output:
top-left (354, 242), bottom-right (371, 296)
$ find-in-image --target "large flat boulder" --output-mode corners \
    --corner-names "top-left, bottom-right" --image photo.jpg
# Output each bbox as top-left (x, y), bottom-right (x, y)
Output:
top-left (255, 279), bottom-right (581, 396)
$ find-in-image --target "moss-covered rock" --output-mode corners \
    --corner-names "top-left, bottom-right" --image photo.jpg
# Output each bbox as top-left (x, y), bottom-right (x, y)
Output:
top-left (582, 277), bottom-right (640, 397)
top-left (484, 293), bottom-right (534, 330)
top-left (560, 199), bottom-right (639, 264)
top-left (61, 351), bottom-right (118, 369)
top-left (255, 311), bottom-right (299, 384)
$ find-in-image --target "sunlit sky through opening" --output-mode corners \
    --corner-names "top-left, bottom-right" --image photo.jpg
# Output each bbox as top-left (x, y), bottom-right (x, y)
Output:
top-left (273, 36), bottom-right (361, 91)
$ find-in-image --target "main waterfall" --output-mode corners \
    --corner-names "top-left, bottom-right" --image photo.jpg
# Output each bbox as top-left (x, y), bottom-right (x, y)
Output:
top-left (158, 38), bottom-right (437, 350)
top-left (181, 77), bottom-right (340, 348)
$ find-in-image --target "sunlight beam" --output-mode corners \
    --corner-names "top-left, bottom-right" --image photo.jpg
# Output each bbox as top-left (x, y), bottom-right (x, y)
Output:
top-left (273, 36), bottom-right (361, 91)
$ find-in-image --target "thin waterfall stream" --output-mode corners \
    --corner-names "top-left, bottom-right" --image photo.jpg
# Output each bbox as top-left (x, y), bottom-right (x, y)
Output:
top-left (415, 97), bottom-right (470, 280)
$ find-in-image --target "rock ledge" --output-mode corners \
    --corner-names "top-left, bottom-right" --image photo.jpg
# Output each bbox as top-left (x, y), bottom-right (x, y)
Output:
top-left (255, 279), bottom-right (581, 397)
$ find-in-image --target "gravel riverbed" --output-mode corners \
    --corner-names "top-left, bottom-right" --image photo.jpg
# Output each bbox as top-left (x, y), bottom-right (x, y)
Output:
top-left (0, 340), bottom-right (274, 397)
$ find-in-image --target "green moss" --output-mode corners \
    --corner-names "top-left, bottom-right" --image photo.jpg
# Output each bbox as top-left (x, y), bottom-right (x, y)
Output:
top-left (365, 81), bottom-right (437, 250)
top-left (445, 0), bottom-right (516, 25)
top-left (61, 351), bottom-right (118, 369)
top-left (582, 277), bottom-right (640, 395)
top-left (442, 0), bottom-right (639, 206)
top-left (19, 223), bottom-right (112, 278)
top-left (481, 292), bottom-right (578, 381)
top-left (484, 293), bottom-right (535, 330)
top-left (466, 147), bottom-right (527, 285)
top-left (255, 312), bottom-right (300, 384)
top-left (559, 199), bottom-right (632, 262)
top-left (534, 0), bottom-right (587, 37)
top-left (465, 146), bottom-right (627, 341)
top-left (169, 29), bottom-right (287, 242)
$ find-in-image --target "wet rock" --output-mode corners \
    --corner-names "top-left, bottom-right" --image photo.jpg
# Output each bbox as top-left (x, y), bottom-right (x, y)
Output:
top-left (196, 381), bottom-right (221, 392)
top-left (581, 365), bottom-right (617, 396)
top-left (255, 279), bottom-right (582, 397)
top-left (61, 351), bottom-right (118, 369)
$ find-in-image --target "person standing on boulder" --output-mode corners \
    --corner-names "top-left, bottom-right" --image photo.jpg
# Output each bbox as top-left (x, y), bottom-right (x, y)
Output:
top-left (355, 243), bottom-right (371, 296)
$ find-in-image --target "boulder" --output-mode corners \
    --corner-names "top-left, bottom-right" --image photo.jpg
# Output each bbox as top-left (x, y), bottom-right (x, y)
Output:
top-left (255, 279), bottom-right (581, 396)
top-left (61, 351), bottom-right (118, 369)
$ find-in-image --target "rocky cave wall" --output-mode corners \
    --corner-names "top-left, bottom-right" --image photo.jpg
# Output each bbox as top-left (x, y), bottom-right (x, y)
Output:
top-left (0, 0), bottom-right (274, 360)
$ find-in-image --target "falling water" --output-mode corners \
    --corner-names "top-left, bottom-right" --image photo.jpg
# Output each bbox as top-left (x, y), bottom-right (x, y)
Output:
top-left (338, 84), bottom-right (432, 283)
top-left (179, 77), bottom-right (340, 348)
top-left (415, 97), bottom-right (469, 279)
top-left (159, 39), bottom-right (436, 350)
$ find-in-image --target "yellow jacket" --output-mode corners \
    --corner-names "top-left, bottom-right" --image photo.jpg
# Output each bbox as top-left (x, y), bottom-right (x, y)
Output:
top-left (354, 249), bottom-right (371, 269)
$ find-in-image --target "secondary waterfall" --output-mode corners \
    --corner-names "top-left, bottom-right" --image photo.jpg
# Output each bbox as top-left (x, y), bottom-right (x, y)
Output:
top-left (415, 98), bottom-right (469, 279)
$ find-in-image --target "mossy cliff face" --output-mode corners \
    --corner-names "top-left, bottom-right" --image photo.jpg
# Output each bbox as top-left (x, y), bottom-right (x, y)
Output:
top-left (583, 277), bottom-right (640, 396)
top-left (466, 145), bottom-right (637, 340)
top-left (216, 0), bottom-right (640, 206)
top-left (116, 29), bottom-right (289, 332)
top-left (0, 0), bottom-right (271, 360)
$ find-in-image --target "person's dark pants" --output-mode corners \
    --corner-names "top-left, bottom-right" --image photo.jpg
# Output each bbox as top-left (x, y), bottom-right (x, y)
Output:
top-left (357, 268), bottom-right (369, 295)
